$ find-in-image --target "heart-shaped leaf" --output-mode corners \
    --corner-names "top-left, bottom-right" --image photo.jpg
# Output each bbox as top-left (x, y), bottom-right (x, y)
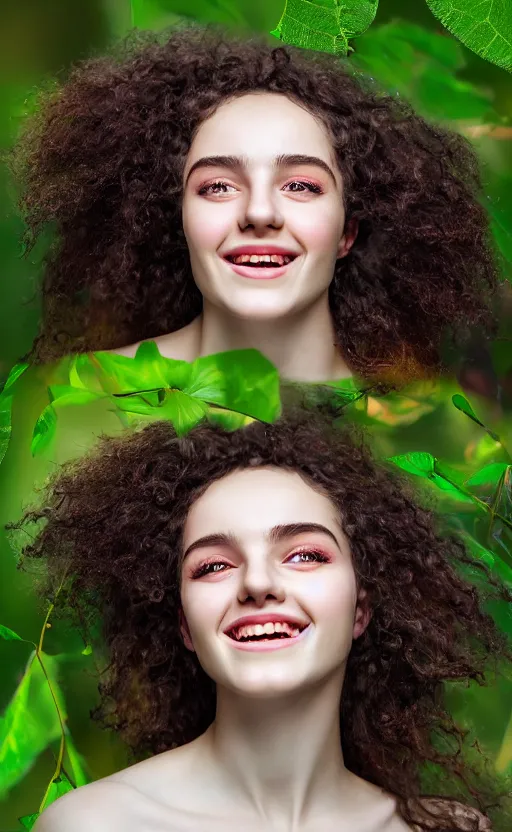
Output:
top-left (270, 0), bottom-right (379, 56)
top-left (425, 0), bottom-right (512, 72)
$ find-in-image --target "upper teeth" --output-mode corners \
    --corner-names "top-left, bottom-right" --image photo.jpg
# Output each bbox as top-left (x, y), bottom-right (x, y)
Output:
top-left (231, 621), bottom-right (302, 640)
top-left (230, 254), bottom-right (293, 265)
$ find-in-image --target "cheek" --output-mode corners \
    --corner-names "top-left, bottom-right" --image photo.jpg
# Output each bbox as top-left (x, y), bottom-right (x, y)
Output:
top-left (180, 581), bottom-right (230, 640)
top-left (307, 569), bottom-right (357, 627)
top-left (183, 199), bottom-right (233, 251)
top-left (291, 202), bottom-right (346, 252)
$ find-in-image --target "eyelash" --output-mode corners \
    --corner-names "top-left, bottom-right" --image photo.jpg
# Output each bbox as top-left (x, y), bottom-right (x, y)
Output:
top-left (198, 179), bottom-right (324, 196)
top-left (190, 548), bottom-right (331, 579)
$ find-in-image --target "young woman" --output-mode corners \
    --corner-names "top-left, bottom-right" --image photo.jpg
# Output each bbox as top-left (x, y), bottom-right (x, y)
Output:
top-left (13, 414), bottom-right (509, 831)
top-left (11, 22), bottom-right (500, 383)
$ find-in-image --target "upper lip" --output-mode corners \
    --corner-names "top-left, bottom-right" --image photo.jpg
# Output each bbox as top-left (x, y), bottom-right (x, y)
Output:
top-left (224, 612), bottom-right (309, 636)
top-left (221, 245), bottom-right (300, 259)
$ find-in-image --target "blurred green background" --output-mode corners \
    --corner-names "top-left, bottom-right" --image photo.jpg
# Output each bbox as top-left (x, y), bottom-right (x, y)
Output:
top-left (1, 1), bottom-right (512, 829)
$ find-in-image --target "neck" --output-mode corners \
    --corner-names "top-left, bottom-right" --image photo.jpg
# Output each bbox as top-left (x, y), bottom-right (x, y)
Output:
top-left (198, 674), bottom-right (355, 828)
top-left (180, 295), bottom-right (352, 382)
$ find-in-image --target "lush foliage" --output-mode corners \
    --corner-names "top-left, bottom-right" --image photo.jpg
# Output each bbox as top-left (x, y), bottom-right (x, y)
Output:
top-left (0, 1), bottom-right (511, 829)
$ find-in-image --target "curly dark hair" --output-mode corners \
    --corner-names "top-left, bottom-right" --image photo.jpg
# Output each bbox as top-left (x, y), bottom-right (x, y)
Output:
top-left (9, 23), bottom-right (500, 379)
top-left (10, 413), bottom-right (511, 829)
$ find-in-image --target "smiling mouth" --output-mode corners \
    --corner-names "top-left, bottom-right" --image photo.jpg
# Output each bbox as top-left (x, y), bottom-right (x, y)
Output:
top-left (225, 254), bottom-right (296, 269)
top-left (222, 254), bottom-right (299, 280)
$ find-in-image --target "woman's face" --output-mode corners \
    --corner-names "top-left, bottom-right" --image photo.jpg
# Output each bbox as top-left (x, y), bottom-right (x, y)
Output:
top-left (179, 467), bottom-right (369, 699)
top-left (182, 92), bottom-right (356, 322)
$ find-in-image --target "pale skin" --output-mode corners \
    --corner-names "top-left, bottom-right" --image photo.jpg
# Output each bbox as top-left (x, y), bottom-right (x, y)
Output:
top-left (114, 92), bottom-right (358, 382)
top-left (36, 468), bottom-right (412, 831)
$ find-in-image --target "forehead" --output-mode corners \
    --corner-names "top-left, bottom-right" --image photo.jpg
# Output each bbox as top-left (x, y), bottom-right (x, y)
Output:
top-left (183, 466), bottom-right (340, 544)
top-left (187, 92), bottom-right (337, 168)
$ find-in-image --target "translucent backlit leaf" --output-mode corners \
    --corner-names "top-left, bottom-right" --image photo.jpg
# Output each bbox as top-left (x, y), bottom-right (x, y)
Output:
top-left (425, 0), bottom-right (512, 72)
top-left (155, 390), bottom-right (209, 436)
top-left (270, 0), bottom-right (379, 56)
top-left (388, 451), bottom-right (435, 477)
top-left (465, 463), bottom-right (509, 489)
top-left (0, 624), bottom-right (23, 642)
top-left (0, 652), bottom-right (67, 799)
top-left (30, 404), bottom-right (58, 457)
top-left (49, 386), bottom-right (104, 410)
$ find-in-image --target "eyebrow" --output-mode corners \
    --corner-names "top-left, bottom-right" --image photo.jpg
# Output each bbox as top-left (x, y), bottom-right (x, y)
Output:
top-left (182, 522), bottom-right (341, 561)
top-left (185, 154), bottom-right (338, 187)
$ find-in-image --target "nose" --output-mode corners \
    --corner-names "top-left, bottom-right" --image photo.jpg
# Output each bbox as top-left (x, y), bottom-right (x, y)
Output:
top-left (237, 560), bottom-right (286, 606)
top-left (239, 183), bottom-right (284, 234)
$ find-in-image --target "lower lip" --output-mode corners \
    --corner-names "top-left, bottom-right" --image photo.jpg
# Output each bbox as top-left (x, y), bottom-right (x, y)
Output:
top-left (223, 258), bottom-right (297, 280)
top-left (225, 625), bottom-right (310, 652)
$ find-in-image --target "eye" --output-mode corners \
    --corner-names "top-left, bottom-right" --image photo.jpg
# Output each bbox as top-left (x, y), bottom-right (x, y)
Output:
top-left (287, 549), bottom-right (331, 564)
top-left (191, 558), bottom-right (231, 579)
top-left (197, 180), bottom-right (236, 196)
top-left (284, 180), bottom-right (323, 194)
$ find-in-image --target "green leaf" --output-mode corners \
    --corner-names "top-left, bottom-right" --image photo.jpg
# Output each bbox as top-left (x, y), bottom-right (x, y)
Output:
top-left (81, 644), bottom-right (92, 656)
top-left (270, 0), bottom-right (379, 56)
top-left (465, 463), bottom-right (509, 489)
top-left (452, 393), bottom-right (501, 442)
top-left (0, 651), bottom-right (67, 799)
top-left (1, 361), bottom-right (29, 394)
top-left (0, 624), bottom-right (23, 642)
top-left (425, 0), bottom-right (512, 73)
top-left (201, 349), bottom-right (281, 422)
top-left (48, 386), bottom-right (104, 410)
top-left (155, 390), bottom-right (209, 436)
top-left (388, 451), bottom-right (435, 477)
top-left (18, 812), bottom-right (40, 830)
top-left (30, 404), bottom-right (58, 457)
top-left (0, 363), bottom-right (29, 467)
top-left (39, 771), bottom-right (75, 813)
top-left (349, 22), bottom-right (495, 123)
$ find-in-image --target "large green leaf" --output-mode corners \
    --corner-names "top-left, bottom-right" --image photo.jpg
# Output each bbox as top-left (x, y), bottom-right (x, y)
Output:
top-left (270, 0), bottom-right (379, 56)
top-left (349, 22), bottom-right (496, 123)
top-left (425, 0), bottom-right (512, 73)
top-left (0, 651), bottom-right (67, 799)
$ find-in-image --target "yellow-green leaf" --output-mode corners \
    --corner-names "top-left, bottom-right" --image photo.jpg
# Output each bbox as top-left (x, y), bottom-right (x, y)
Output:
top-left (270, 0), bottom-right (379, 56)
top-left (0, 652), bottom-right (67, 799)
top-left (425, 0), bottom-right (512, 73)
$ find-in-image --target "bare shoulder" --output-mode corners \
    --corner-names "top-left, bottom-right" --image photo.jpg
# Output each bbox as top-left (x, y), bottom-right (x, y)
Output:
top-left (33, 779), bottom-right (142, 832)
top-left (111, 321), bottom-right (200, 361)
